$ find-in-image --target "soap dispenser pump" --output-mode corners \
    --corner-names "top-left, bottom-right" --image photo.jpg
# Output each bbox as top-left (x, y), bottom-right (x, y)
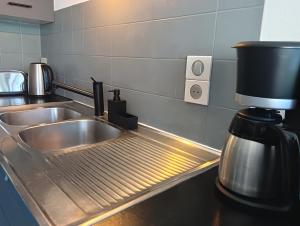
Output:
top-left (110, 89), bottom-right (120, 101)
top-left (108, 89), bottom-right (126, 115)
top-left (108, 89), bottom-right (138, 130)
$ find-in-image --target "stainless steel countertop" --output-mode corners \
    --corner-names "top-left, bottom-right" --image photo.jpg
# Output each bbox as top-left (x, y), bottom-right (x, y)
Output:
top-left (0, 101), bottom-right (220, 226)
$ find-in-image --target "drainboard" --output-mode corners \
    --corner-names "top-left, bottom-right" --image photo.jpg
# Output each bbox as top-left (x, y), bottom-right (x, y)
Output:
top-left (45, 136), bottom-right (209, 221)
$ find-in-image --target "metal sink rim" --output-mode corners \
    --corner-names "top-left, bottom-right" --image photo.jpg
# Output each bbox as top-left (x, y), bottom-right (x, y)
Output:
top-left (0, 107), bottom-right (82, 126)
top-left (18, 119), bottom-right (122, 152)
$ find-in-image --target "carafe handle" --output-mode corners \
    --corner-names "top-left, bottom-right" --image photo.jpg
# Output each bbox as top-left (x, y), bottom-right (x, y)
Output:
top-left (271, 126), bottom-right (300, 204)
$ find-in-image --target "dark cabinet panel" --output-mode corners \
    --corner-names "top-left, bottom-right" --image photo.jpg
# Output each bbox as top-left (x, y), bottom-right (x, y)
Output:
top-left (0, 166), bottom-right (38, 226)
top-left (0, 0), bottom-right (54, 24)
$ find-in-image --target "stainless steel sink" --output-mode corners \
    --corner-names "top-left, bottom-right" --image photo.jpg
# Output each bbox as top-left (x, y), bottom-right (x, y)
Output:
top-left (19, 119), bottom-right (121, 151)
top-left (0, 107), bottom-right (82, 126)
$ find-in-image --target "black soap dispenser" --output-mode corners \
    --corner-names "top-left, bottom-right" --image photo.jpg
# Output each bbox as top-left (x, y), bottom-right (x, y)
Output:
top-left (108, 89), bottom-right (138, 130)
top-left (108, 89), bottom-right (126, 115)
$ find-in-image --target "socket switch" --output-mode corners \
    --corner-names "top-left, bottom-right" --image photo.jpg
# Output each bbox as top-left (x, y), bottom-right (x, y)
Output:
top-left (41, 58), bottom-right (48, 64)
top-left (186, 56), bottom-right (212, 81)
top-left (184, 80), bottom-right (210, 105)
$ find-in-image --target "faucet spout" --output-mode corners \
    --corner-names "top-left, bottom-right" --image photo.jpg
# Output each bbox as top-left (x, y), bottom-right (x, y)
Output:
top-left (92, 77), bottom-right (104, 116)
top-left (53, 77), bottom-right (104, 117)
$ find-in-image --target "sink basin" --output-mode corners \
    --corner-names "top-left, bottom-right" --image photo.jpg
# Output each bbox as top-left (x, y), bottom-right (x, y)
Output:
top-left (0, 107), bottom-right (82, 126)
top-left (19, 119), bottom-right (121, 151)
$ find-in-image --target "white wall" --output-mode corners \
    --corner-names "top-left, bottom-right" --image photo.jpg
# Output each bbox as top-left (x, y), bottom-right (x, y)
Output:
top-left (260, 0), bottom-right (300, 41)
top-left (54, 0), bottom-right (90, 11)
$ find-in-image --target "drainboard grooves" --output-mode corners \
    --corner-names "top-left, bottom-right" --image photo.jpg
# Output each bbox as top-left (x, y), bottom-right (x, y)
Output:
top-left (111, 141), bottom-right (191, 174)
top-left (129, 136), bottom-right (207, 162)
top-left (72, 153), bottom-right (132, 197)
top-left (83, 151), bottom-right (146, 191)
top-left (126, 137), bottom-right (201, 165)
top-left (101, 145), bottom-right (167, 182)
top-left (59, 155), bottom-right (120, 204)
top-left (106, 145), bottom-right (169, 181)
top-left (96, 146), bottom-right (158, 185)
top-left (106, 142), bottom-right (177, 176)
top-left (46, 136), bottom-right (205, 215)
top-left (90, 147), bottom-right (153, 187)
top-left (64, 153), bottom-right (127, 200)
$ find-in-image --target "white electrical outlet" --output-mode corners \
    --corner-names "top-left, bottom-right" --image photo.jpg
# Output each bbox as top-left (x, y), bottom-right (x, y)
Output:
top-left (41, 58), bottom-right (48, 64)
top-left (184, 80), bottom-right (210, 105)
top-left (186, 56), bottom-right (212, 81)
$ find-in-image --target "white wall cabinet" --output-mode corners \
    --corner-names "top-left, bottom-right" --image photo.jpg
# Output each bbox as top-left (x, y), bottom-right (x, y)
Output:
top-left (0, 0), bottom-right (54, 24)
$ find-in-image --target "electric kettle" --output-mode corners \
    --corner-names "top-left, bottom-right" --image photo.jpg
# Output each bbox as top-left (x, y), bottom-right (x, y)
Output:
top-left (28, 63), bottom-right (53, 96)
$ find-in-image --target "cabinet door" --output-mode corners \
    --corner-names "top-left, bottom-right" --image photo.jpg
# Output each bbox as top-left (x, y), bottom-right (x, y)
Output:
top-left (0, 0), bottom-right (54, 24)
top-left (0, 166), bottom-right (38, 226)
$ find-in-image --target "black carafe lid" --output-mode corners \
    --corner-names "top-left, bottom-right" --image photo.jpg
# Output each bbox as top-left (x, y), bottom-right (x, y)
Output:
top-left (229, 108), bottom-right (283, 145)
top-left (237, 108), bottom-right (282, 123)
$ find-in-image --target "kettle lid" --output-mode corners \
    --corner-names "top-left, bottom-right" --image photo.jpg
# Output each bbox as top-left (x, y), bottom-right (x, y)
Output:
top-left (30, 62), bottom-right (46, 65)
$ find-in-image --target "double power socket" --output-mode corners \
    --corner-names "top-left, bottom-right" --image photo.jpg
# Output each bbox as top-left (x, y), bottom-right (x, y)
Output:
top-left (184, 56), bottom-right (212, 105)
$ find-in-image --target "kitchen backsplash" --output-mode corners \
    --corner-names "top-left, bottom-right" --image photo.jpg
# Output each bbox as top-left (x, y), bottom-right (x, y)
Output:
top-left (0, 20), bottom-right (41, 73)
top-left (41, 0), bottom-right (265, 149)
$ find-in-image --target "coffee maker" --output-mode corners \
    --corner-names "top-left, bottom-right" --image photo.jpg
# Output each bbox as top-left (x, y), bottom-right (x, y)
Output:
top-left (217, 41), bottom-right (300, 211)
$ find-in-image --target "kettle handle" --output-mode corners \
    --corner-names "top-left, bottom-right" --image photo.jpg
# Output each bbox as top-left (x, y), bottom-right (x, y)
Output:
top-left (41, 64), bottom-right (53, 92)
top-left (270, 126), bottom-right (300, 203)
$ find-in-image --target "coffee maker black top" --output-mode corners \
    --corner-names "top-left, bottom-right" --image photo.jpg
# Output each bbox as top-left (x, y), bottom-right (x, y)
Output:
top-left (234, 41), bottom-right (300, 110)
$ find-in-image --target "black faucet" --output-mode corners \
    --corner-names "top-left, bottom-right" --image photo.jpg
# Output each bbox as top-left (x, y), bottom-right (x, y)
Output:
top-left (52, 77), bottom-right (104, 116)
top-left (91, 77), bottom-right (104, 116)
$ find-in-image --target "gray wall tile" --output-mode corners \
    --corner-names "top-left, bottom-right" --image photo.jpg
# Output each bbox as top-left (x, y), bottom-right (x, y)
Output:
top-left (63, 55), bottom-right (85, 80)
top-left (213, 7), bottom-right (263, 60)
top-left (72, 4), bottom-right (84, 30)
top-left (151, 14), bottom-right (216, 59)
top-left (22, 34), bottom-right (41, 54)
top-left (62, 7), bottom-right (73, 32)
top-left (111, 22), bottom-right (153, 58)
top-left (210, 60), bottom-right (241, 109)
top-left (0, 20), bottom-right (41, 71)
top-left (0, 53), bottom-right (22, 70)
top-left (0, 32), bottom-right (21, 53)
top-left (109, 0), bottom-right (153, 25)
top-left (83, 0), bottom-right (111, 28)
top-left (41, 35), bottom-right (48, 57)
top-left (83, 28), bottom-right (98, 56)
top-left (84, 27), bottom-right (111, 56)
top-left (126, 0), bottom-right (153, 22)
top-left (72, 29), bottom-right (84, 55)
top-left (20, 23), bottom-right (40, 35)
top-left (61, 31), bottom-right (73, 54)
top-left (41, 0), bottom-right (265, 149)
top-left (111, 57), bottom-right (185, 98)
top-left (82, 56), bottom-right (111, 84)
top-left (0, 20), bottom-right (20, 33)
top-left (219, 0), bottom-right (265, 10)
top-left (152, 0), bottom-right (218, 19)
top-left (47, 54), bottom-right (65, 77)
top-left (201, 106), bottom-right (236, 149)
top-left (47, 33), bottom-right (62, 54)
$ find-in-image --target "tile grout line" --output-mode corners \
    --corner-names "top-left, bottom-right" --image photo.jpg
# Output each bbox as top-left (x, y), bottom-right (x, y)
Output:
top-left (45, 5), bottom-right (264, 35)
top-left (211, 0), bottom-right (220, 59)
top-left (20, 22), bottom-right (25, 71)
top-left (43, 53), bottom-right (237, 62)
